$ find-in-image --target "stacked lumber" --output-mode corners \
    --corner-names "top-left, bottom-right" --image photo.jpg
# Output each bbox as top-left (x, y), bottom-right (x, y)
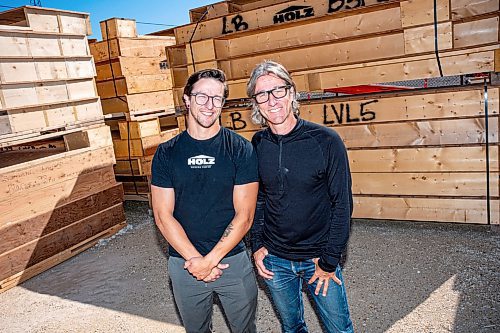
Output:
top-left (89, 19), bottom-right (180, 200)
top-left (162, 0), bottom-right (499, 102)
top-left (0, 6), bottom-right (126, 293)
top-left (158, 0), bottom-right (499, 225)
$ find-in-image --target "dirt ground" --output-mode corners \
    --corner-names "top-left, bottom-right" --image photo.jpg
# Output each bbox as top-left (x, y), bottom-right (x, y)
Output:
top-left (0, 202), bottom-right (498, 333)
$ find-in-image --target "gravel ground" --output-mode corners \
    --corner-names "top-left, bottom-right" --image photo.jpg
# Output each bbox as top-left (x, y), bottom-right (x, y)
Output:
top-left (0, 201), bottom-right (498, 333)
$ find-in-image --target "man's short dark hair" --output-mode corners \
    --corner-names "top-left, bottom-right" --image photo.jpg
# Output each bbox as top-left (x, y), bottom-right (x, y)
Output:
top-left (183, 69), bottom-right (229, 101)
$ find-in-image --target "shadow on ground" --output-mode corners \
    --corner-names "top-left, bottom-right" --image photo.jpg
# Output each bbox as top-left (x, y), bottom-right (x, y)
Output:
top-left (15, 202), bottom-right (500, 332)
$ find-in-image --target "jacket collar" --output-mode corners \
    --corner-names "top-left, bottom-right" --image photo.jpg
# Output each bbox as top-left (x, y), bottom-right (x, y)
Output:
top-left (266, 117), bottom-right (304, 143)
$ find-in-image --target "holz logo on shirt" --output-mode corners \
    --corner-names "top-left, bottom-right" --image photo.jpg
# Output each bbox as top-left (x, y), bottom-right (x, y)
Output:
top-left (273, 5), bottom-right (315, 24)
top-left (188, 155), bottom-right (215, 169)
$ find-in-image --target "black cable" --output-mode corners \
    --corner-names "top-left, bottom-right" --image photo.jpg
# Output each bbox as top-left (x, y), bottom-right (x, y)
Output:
top-left (0, 5), bottom-right (16, 9)
top-left (433, 0), bottom-right (444, 77)
top-left (188, 6), bottom-right (212, 72)
top-left (484, 80), bottom-right (491, 225)
top-left (136, 21), bottom-right (176, 27)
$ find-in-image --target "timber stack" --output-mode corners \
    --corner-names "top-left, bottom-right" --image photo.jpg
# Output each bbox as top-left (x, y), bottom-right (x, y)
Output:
top-left (154, 0), bottom-right (499, 225)
top-left (0, 6), bottom-right (126, 293)
top-left (89, 18), bottom-right (179, 201)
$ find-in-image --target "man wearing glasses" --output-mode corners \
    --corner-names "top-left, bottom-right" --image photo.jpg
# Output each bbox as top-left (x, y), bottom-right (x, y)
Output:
top-left (151, 69), bottom-right (259, 333)
top-left (247, 61), bottom-right (354, 333)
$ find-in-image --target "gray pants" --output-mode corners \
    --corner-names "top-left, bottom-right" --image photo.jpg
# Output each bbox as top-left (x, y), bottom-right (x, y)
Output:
top-left (168, 251), bottom-right (258, 333)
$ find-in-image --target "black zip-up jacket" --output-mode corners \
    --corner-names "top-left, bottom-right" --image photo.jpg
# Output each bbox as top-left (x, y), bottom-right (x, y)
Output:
top-left (251, 118), bottom-right (352, 272)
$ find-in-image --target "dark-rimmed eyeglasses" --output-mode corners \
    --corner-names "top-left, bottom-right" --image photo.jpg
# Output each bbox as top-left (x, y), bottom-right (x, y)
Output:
top-left (190, 92), bottom-right (225, 108)
top-left (252, 85), bottom-right (291, 104)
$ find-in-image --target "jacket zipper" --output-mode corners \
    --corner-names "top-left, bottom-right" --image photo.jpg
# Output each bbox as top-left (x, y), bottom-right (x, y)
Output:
top-left (278, 137), bottom-right (284, 193)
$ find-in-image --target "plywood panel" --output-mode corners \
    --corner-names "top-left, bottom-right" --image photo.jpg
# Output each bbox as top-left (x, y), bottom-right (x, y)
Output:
top-left (352, 172), bottom-right (499, 196)
top-left (454, 16), bottom-right (499, 49)
top-left (400, 0), bottom-right (449, 27)
top-left (0, 34), bottom-right (29, 57)
top-left (60, 37), bottom-right (89, 57)
top-left (27, 35), bottom-right (61, 57)
top-left (0, 165), bottom-right (116, 226)
top-left (348, 146), bottom-right (498, 173)
top-left (335, 117), bottom-right (498, 148)
top-left (0, 183), bottom-right (123, 254)
top-left (353, 196), bottom-right (498, 224)
top-left (451, 0), bottom-right (499, 20)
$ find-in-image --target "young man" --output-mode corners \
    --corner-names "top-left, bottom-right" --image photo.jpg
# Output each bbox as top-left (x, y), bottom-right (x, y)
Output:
top-left (151, 69), bottom-right (259, 333)
top-left (247, 60), bottom-right (354, 333)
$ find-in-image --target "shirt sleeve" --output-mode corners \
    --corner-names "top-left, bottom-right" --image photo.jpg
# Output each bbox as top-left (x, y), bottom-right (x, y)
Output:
top-left (234, 139), bottom-right (259, 185)
top-left (318, 130), bottom-right (353, 272)
top-left (150, 144), bottom-right (173, 188)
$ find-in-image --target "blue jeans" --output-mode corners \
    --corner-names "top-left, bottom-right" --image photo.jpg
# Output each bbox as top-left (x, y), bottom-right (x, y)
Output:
top-left (263, 253), bottom-right (353, 333)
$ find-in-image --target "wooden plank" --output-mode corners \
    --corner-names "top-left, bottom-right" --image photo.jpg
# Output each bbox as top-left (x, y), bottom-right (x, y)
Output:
top-left (219, 33), bottom-right (406, 80)
top-left (400, 0), bottom-right (449, 28)
top-left (25, 8), bottom-right (60, 33)
top-left (212, 6), bottom-right (403, 60)
top-left (404, 22), bottom-right (452, 54)
top-left (0, 145), bottom-right (115, 199)
top-left (95, 57), bottom-right (169, 81)
top-left (352, 196), bottom-right (499, 224)
top-left (58, 13), bottom-right (90, 35)
top-left (60, 36), bottom-right (90, 57)
top-left (0, 34), bottom-right (29, 57)
top-left (26, 35), bottom-right (61, 57)
top-left (0, 222), bottom-right (125, 294)
top-left (453, 16), bottom-right (499, 49)
top-left (0, 165), bottom-right (117, 226)
top-left (311, 48), bottom-right (497, 92)
top-left (0, 183), bottom-right (123, 254)
top-left (96, 74), bottom-right (172, 98)
top-left (335, 117), bottom-right (499, 148)
top-left (118, 118), bottom-right (160, 139)
top-left (174, 0), bottom-right (400, 44)
top-left (0, 203), bottom-right (125, 282)
top-left (348, 146), bottom-right (499, 173)
top-left (100, 90), bottom-right (175, 114)
top-left (451, 0), bottom-right (499, 20)
top-left (351, 172), bottom-right (499, 197)
top-left (66, 79), bottom-right (98, 100)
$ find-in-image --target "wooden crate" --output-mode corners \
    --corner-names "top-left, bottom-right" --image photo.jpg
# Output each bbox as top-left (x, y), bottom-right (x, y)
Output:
top-left (0, 124), bottom-right (126, 293)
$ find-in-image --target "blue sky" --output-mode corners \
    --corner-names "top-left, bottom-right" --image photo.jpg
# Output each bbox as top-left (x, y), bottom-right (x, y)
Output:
top-left (0, 0), bottom-right (216, 39)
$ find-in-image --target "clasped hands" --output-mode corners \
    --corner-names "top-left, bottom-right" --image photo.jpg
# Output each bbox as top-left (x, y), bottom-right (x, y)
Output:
top-left (184, 256), bottom-right (228, 283)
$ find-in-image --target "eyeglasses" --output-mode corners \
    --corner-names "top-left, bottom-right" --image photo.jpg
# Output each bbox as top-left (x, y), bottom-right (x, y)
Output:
top-left (252, 85), bottom-right (291, 104)
top-left (190, 92), bottom-right (225, 108)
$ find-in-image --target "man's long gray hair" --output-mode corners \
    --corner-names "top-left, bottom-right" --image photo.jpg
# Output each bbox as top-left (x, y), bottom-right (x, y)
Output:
top-left (246, 60), bottom-right (300, 126)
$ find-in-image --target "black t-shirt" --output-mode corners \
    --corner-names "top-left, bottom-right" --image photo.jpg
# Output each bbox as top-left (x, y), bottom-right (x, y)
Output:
top-left (151, 127), bottom-right (258, 258)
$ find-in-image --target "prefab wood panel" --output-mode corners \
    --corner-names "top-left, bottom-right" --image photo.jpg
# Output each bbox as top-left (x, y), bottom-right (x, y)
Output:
top-left (400, 0), bottom-right (450, 27)
top-left (211, 6), bottom-right (403, 61)
top-left (0, 202), bottom-right (125, 282)
top-left (0, 183), bottom-right (123, 255)
top-left (307, 47), bottom-right (497, 93)
top-left (174, 0), bottom-right (399, 44)
top-left (100, 18), bottom-right (137, 40)
top-left (89, 36), bottom-right (176, 62)
top-left (0, 78), bottom-right (98, 110)
top-left (451, 0), bottom-right (499, 20)
top-left (352, 196), bottom-right (499, 224)
top-left (24, 7), bottom-right (91, 35)
top-left (0, 145), bottom-right (115, 200)
top-left (453, 16), bottom-right (500, 49)
top-left (0, 31), bottom-right (90, 58)
top-left (96, 74), bottom-right (172, 98)
top-left (336, 117), bottom-right (498, 148)
top-left (348, 146), bottom-right (498, 173)
top-left (95, 57), bottom-right (169, 81)
top-left (0, 58), bottom-right (94, 84)
top-left (0, 165), bottom-right (116, 227)
top-left (100, 90), bottom-right (175, 114)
